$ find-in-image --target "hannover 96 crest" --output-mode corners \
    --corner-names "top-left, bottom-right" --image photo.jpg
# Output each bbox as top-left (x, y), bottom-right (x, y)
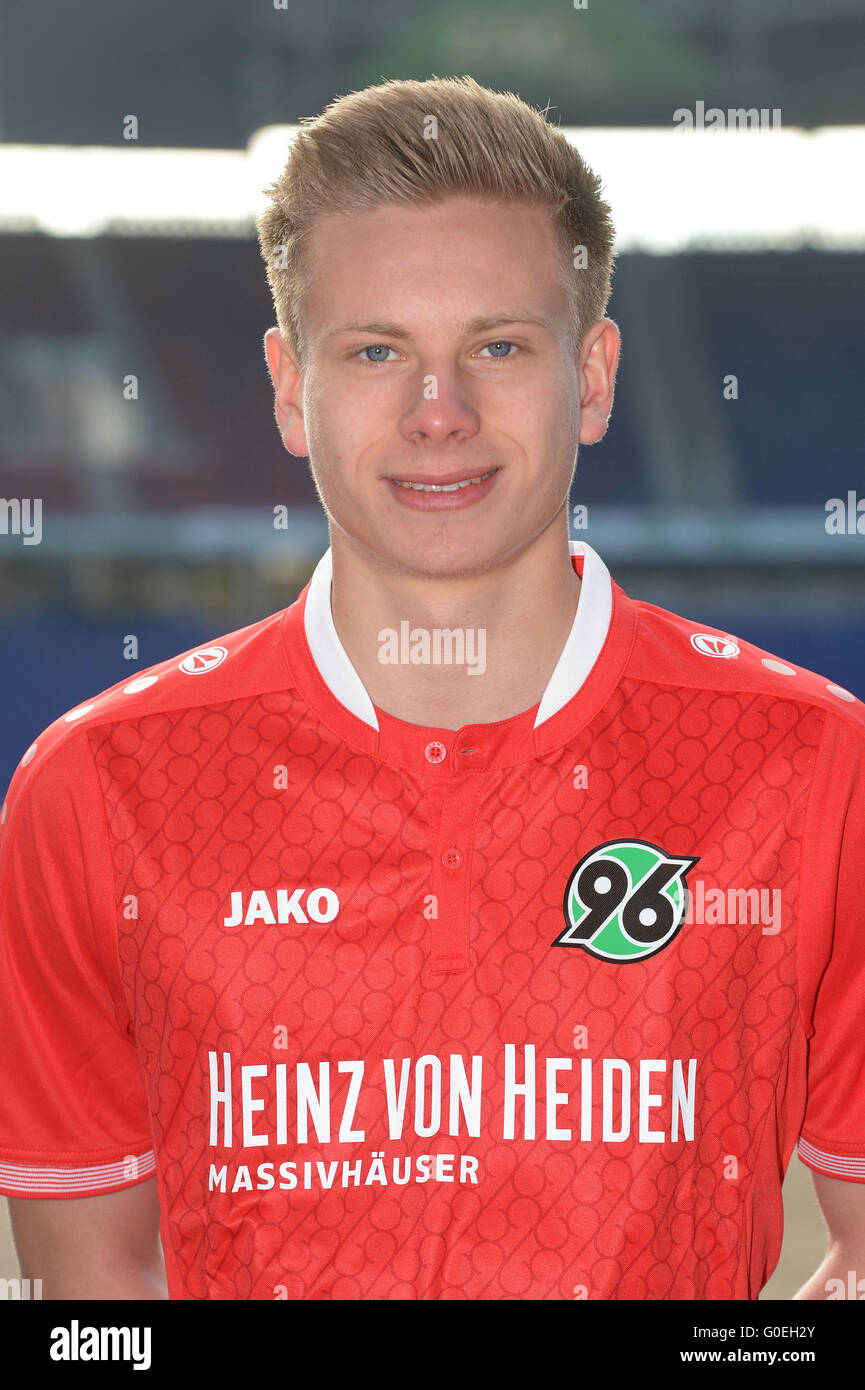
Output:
top-left (553, 839), bottom-right (699, 963)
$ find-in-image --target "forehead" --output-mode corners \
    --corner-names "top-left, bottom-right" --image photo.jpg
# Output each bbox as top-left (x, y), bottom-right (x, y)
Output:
top-left (303, 196), bottom-right (567, 331)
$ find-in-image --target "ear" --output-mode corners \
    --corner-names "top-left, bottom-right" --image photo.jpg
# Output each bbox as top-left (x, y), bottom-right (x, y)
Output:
top-left (263, 327), bottom-right (309, 457)
top-left (577, 318), bottom-right (621, 445)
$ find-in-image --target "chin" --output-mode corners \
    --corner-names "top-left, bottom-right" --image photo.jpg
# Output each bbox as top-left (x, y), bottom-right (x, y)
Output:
top-left (391, 539), bottom-right (505, 582)
top-left (334, 510), bottom-right (521, 580)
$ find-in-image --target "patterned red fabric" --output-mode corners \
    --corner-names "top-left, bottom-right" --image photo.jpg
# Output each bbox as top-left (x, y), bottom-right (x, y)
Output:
top-left (1, 549), bottom-right (863, 1300)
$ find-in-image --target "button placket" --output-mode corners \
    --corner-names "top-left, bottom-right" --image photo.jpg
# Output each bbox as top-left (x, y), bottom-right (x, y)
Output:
top-left (424, 769), bottom-right (483, 974)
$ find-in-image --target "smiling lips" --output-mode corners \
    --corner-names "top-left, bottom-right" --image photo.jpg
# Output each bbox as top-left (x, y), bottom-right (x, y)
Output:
top-left (389, 467), bottom-right (499, 493)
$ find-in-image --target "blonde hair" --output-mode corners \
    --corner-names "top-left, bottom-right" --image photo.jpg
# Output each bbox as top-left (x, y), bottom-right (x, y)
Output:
top-left (256, 75), bottom-right (616, 368)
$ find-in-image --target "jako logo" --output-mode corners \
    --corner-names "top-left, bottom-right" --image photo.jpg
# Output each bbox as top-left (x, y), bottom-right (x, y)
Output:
top-left (49, 1320), bottom-right (151, 1370)
top-left (224, 888), bottom-right (340, 927)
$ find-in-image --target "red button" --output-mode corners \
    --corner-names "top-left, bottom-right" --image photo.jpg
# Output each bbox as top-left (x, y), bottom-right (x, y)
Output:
top-left (441, 847), bottom-right (463, 870)
top-left (424, 741), bottom-right (447, 764)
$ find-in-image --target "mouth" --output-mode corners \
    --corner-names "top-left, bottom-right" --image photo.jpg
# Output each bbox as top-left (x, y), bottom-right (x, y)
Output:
top-left (388, 467), bottom-right (499, 493)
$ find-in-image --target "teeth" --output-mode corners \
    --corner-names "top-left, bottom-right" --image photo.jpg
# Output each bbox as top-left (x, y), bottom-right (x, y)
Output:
top-left (393, 468), bottom-right (497, 492)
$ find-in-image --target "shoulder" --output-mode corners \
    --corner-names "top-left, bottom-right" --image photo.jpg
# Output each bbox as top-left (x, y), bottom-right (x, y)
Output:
top-left (1, 605), bottom-right (297, 832)
top-left (626, 595), bottom-right (865, 738)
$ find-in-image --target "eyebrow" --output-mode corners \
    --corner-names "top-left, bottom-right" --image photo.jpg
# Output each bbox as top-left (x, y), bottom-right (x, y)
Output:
top-left (324, 311), bottom-right (556, 342)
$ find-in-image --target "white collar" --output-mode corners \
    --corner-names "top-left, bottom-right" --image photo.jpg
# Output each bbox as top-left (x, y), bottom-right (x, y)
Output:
top-left (303, 540), bottom-right (613, 732)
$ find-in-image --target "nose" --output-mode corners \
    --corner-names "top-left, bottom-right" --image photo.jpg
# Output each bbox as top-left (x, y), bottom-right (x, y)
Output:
top-left (398, 368), bottom-right (482, 446)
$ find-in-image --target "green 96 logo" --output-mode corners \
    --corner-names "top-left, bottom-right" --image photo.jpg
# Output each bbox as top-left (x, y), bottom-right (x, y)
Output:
top-left (553, 839), bottom-right (699, 963)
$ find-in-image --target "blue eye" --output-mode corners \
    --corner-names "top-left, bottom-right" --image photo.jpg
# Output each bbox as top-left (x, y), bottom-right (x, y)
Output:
top-left (479, 340), bottom-right (517, 359)
top-left (359, 344), bottom-right (395, 363)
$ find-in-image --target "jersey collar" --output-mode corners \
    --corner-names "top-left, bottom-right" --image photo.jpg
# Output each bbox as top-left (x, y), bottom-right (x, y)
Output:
top-left (287, 538), bottom-right (636, 769)
top-left (302, 540), bottom-right (615, 732)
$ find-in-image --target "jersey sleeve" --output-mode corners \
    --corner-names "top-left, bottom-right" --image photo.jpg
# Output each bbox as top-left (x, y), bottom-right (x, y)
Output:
top-left (0, 724), bottom-right (155, 1198)
top-left (796, 707), bottom-right (865, 1183)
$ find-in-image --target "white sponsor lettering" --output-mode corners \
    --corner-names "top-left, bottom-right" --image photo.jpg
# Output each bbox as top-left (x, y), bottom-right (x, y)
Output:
top-left (208, 1153), bottom-right (481, 1193)
top-left (208, 1047), bottom-right (697, 1149)
top-left (223, 887), bottom-right (340, 927)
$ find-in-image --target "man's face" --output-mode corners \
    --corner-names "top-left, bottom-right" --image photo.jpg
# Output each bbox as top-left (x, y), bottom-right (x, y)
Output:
top-left (266, 196), bottom-right (617, 580)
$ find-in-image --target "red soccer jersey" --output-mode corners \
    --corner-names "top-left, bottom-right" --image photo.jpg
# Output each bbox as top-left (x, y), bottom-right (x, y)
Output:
top-left (1, 540), bottom-right (864, 1301)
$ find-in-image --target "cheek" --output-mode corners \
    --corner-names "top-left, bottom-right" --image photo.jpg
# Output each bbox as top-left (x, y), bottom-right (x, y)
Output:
top-left (308, 379), bottom-right (396, 479)
top-left (537, 369), bottom-right (580, 448)
top-left (521, 406), bottom-right (579, 494)
top-left (505, 383), bottom-right (572, 460)
top-left (307, 371), bottom-right (368, 443)
top-left (302, 377), bottom-right (348, 464)
top-left (302, 387), bottom-right (371, 498)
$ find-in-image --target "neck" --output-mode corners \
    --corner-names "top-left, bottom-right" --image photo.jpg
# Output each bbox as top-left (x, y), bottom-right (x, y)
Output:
top-left (328, 521), bottom-right (581, 731)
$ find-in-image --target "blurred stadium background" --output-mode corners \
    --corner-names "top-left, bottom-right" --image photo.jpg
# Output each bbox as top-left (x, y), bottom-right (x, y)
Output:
top-left (1, 0), bottom-right (863, 1299)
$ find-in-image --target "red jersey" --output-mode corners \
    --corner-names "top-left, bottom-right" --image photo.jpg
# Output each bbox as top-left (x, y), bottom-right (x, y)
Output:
top-left (1, 541), bottom-right (863, 1300)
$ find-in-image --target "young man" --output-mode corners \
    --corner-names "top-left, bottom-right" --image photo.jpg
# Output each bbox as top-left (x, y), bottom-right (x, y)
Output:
top-left (1, 76), bottom-right (863, 1301)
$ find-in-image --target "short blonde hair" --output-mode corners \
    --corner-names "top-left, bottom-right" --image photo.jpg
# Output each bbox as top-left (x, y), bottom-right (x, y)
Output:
top-left (256, 74), bottom-right (616, 367)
